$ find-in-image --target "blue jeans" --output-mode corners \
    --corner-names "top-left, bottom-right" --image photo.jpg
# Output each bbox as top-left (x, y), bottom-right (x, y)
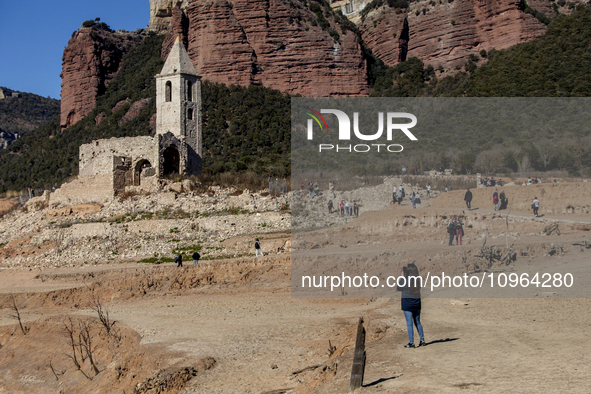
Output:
top-left (494, 202), bottom-right (499, 211)
top-left (449, 232), bottom-right (455, 245)
top-left (403, 310), bottom-right (424, 344)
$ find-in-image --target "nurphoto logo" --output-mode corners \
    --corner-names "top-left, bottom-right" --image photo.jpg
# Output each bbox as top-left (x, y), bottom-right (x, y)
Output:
top-left (305, 108), bottom-right (418, 153)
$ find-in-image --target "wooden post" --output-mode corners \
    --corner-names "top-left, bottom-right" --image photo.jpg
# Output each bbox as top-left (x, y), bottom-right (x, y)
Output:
top-left (349, 317), bottom-right (366, 393)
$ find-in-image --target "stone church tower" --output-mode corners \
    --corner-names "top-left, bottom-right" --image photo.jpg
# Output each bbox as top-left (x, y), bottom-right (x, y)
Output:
top-left (156, 35), bottom-right (202, 175)
top-left (70, 35), bottom-right (203, 205)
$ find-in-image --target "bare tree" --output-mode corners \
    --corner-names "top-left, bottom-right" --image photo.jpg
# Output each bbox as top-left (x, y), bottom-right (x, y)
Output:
top-left (89, 294), bottom-right (121, 341)
top-left (517, 155), bottom-right (531, 175)
top-left (78, 320), bottom-right (100, 376)
top-left (475, 149), bottom-right (503, 175)
top-left (9, 293), bottom-right (28, 335)
top-left (89, 295), bottom-right (113, 334)
top-left (534, 139), bottom-right (555, 171)
top-left (63, 316), bottom-right (89, 379)
top-left (62, 316), bottom-right (98, 380)
top-left (48, 360), bottom-right (65, 381)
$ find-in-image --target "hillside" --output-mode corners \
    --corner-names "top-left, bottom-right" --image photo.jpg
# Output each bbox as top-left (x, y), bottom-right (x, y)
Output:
top-left (0, 34), bottom-right (290, 194)
top-left (0, 89), bottom-right (60, 149)
top-left (1, 6), bottom-right (591, 193)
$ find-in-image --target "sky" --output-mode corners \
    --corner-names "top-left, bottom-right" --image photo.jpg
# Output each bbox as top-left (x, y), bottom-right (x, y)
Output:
top-left (0, 0), bottom-right (150, 100)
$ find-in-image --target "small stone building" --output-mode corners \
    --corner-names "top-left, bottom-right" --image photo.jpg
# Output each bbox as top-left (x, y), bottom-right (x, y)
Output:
top-left (58, 36), bottom-right (202, 204)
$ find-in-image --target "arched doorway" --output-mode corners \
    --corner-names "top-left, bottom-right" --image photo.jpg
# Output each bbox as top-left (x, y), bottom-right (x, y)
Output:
top-left (134, 159), bottom-right (152, 186)
top-left (162, 146), bottom-right (180, 175)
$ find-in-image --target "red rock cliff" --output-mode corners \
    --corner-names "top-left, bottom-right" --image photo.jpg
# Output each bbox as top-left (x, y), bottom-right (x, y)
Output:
top-left (60, 26), bottom-right (142, 129)
top-left (163, 0), bottom-right (369, 96)
top-left (359, 0), bottom-right (553, 70)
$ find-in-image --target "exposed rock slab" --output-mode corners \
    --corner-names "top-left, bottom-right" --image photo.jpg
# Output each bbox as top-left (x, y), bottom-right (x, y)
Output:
top-left (60, 27), bottom-right (143, 129)
top-left (360, 0), bottom-right (550, 70)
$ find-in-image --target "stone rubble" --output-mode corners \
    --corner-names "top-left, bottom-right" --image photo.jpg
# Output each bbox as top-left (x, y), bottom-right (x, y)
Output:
top-left (0, 185), bottom-right (290, 270)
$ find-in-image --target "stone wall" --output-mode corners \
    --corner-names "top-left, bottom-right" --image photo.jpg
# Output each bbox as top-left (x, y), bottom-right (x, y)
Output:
top-left (79, 136), bottom-right (157, 177)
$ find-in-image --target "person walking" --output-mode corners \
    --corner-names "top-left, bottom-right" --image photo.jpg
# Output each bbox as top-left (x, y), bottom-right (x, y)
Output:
top-left (532, 197), bottom-right (540, 217)
top-left (353, 201), bottom-right (358, 216)
top-left (192, 250), bottom-right (200, 265)
top-left (393, 185), bottom-right (398, 204)
top-left (493, 189), bottom-right (499, 211)
top-left (464, 188), bottom-right (473, 210)
top-left (426, 184), bottom-right (431, 198)
top-left (397, 263), bottom-right (425, 348)
top-left (314, 182), bottom-right (319, 197)
top-left (499, 190), bottom-right (507, 210)
top-left (340, 201), bottom-right (344, 216)
top-left (454, 216), bottom-right (464, 245)
top-left (414, 193), bottom-right (421, 209)
top-left (399, 186), bottom-right (405, 205)
top-left (447, 219), bottom-right (456, 246)
top-left (411, 192), bottom-right (416, 209)
top-left (345, 200), bottom-right (350, 216)
top-left (328, 199), bottom-right (333, 214)
top-left (255, 238), bottom-right (263, 257)
top-left (174, 253), bottom-right (183, 268)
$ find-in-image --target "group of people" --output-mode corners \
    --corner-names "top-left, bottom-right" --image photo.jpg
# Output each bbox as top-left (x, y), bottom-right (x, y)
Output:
top-left (393, 185), bottom-right (405, 204)
top-left (175, 238), bottom-right (266, 267)
top-left (303, 180), bottom-right (320, 198)
top-left (480, 177), bottom-right (503, 187)
top-left (392, 185), bottom-right (430, 208)
top-left (410, 192), bottom-right (422, 208)
top-left (492, 189), bottom-right (508, 211)
top-left (328, 199), bottom-right (359, 216)
top-left (446, 216), bottom-right (464, 246)
top-left (174, 250), bottom-right (201, 267)
top-left (523, 177), bottom-right (542, 186)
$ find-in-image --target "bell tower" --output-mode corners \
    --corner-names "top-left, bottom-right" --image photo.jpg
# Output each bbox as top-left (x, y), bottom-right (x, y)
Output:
top-left (155, 35), bottom-right (202, 175)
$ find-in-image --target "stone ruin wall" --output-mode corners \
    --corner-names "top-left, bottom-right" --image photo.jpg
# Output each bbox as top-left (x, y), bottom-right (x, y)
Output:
top-left (79, 136), bottom-right (157, 177)
top-left (47, 136), bottom-right (158, 207)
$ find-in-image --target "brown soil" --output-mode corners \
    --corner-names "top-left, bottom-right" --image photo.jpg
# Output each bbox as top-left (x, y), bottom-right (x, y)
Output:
top-left (2, 182), bottom-right (591, 393)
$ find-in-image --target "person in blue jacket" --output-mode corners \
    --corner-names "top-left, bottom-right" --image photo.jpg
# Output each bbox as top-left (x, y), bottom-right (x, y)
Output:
top-left (397, 262), bottom-right (426, 348)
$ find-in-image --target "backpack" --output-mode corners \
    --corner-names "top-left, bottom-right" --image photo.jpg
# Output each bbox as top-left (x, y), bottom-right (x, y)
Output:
top-left (192, 252), bottom-right (200, 260)
top-left (255, 241), bottom-right (260, 249)
top-left (447, 222), bottom-right (455, 234)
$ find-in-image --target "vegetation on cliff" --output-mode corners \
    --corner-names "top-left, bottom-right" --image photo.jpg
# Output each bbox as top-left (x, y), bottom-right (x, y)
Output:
top-left (0, 89), bottom-right (60, 144)
top-left (367, 5), bottom-right (591, 176)
top-left (2, 5), bottom-right (591, 193)
top-left (0, 33), bottom-right (290, 193)
top-left (0, 33), bottom-right (165, 193)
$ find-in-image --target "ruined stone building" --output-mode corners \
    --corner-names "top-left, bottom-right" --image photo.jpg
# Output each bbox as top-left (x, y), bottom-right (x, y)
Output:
top-left (50, 36), bottom-right (202, 206)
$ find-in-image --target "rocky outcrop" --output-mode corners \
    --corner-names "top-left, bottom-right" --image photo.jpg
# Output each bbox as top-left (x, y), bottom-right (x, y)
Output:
top-left (149, 0), bottom-right (190, 33)
top-left (60, 26), bottom-right (143, 129)
top-left (118, 98), bottom-right (151, 126)
top-left (360, 0), bottom-right (553, 70)
top-left (164, 0), bottom-right (369, 96)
